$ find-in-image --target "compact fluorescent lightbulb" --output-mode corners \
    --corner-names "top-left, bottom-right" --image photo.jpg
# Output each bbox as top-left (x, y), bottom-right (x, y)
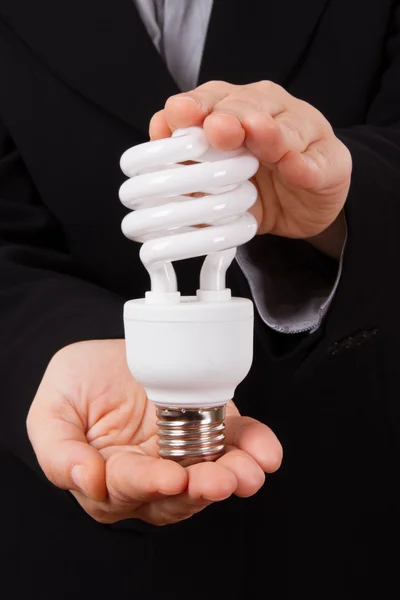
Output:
top-left (119, 127), bottom-right (259, 463)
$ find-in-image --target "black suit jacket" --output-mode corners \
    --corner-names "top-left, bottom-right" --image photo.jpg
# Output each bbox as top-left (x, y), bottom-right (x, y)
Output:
top-left (1, 1), bottom-right (400, 598)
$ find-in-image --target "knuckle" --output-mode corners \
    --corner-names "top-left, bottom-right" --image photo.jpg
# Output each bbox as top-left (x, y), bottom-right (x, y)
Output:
top-left (149, 507), bottom-right (192, 527)
top-left (312, 143), bottom-right (331, 167)
top-left (105, 455), bottom-right (141, 505)
top-left (151, 509), bottom-right (178, 526)
top-left (279, 114), bottom-right (313, 149)
top-left (202, 79), bottom-right (225, 87)
top-left (105, 450), bottom-right (130, 478)
top-left (143, 515), bottom-right (170, 526)
top-left (88, 506), bottom-right (121, 525)
top-left (197, 80), bottom-right (234, 91)
top-left (297, 99), bottom-right (313, 113)
top-left (266, 118), bottom-right (284, 137)
top-left (91, 511), bottom-right (114, 525)
top-left (220, 88), bottom-right (268, 114)
top-left (105, 484), bottom-right (130, 506)
top-left (253, 80), bottom-right (278, 94)
top-left (136, 508), bottom-right (168, 527)
top-left (169, 510), bottom-right (192, 523)
top-left (107, 484), bottom-right (132, 505)
top-left (219, 93), bottom-right (261, 112)
top-left (280, 115), bottom-right (304, 139)
top-left (300, 101), bottom-right (331, 132)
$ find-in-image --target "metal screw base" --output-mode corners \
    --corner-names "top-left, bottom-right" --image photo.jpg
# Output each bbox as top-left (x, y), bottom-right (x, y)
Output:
top-left (156, 406), bottom-right (226, 465)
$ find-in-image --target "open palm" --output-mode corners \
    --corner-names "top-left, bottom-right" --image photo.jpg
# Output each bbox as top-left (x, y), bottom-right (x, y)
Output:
top-left (27, 339), bottom-right (283, 525)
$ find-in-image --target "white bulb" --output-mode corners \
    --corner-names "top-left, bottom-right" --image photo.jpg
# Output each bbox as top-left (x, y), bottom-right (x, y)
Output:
top-left (119, 127), bottom-right (259, 463)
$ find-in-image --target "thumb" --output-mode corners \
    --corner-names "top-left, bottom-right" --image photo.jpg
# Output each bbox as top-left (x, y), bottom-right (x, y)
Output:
top-left (27, 388), bottom-right (107, 502)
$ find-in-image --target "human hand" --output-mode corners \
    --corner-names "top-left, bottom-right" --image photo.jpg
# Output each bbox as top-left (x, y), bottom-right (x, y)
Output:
top-left (27, 339), bottom-right (282, 525)
top-left (150, 80), bottom-right (352, 241)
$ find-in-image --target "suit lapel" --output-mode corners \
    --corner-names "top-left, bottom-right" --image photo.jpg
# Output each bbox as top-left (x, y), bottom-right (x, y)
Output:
top-left (0, 0), bottom-right (179, 135)
top-left (199, 0), bottom-right (331, 87)
top-left (1, 0), bottom-right (330, 135)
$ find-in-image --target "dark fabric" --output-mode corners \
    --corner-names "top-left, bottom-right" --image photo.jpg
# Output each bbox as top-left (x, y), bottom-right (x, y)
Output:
top-left (0, 0), bottom-right (399, 597)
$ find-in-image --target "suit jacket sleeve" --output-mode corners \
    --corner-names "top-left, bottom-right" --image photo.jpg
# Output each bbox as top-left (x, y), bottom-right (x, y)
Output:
top-left (331, 7), bottom-right (400, 339)
top-left (256, 6), bottom-right (400, 359)
top-left (0, 121), bottom-right (125, 473)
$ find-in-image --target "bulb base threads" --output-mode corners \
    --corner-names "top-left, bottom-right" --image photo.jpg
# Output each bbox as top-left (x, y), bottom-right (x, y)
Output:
top-left (156, 405), bottom-right (226, 465)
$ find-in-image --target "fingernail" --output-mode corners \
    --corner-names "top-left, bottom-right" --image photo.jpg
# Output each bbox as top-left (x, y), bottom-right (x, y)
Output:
top-left (71, 465), bottom-right (88, 496)
top-left (159, 490), bottom-right (180, 496)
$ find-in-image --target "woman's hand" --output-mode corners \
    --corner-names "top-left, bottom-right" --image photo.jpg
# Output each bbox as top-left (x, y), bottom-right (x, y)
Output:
top-left (150, 80), bottom-right (352, 242)
top-left (27, 339), bottom-right (282, 525)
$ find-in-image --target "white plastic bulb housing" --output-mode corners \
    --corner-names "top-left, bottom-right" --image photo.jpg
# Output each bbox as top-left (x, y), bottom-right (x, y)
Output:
top-left (119, 127), bottom-right (259, 462)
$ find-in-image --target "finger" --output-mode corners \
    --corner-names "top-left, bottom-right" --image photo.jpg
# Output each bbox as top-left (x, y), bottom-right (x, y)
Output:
top-left (243, 108), bottom-right (324, 164)
top-left (27, 391), bottom-right (107, 501)
top-left (277, 137), bottom-right (352, 193)
top-left (203, 112), bottom-right (245, 150)
top-left (139, 461), bottom-right (238, 525)
top-left (163, 81), bottom-right (234, 132)
top-left (224, 416), bottom-right (283, 473)
top-left (149, 109), bottom-right (172, 140)
top-left (185, 460), bottom-right (238, 501)
top-left (105, 450), bottom-right (188, 505)
top-left (202, 85), bottom-right (285, 151)
top-left (201, 82), bottom-right (285, 151)
top-left (216, 446), bottom-right (266, 498)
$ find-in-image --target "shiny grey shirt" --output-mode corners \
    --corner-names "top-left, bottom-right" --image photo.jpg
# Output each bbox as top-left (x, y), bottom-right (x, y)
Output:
top-left (133, 0), bottom-right (344, 333)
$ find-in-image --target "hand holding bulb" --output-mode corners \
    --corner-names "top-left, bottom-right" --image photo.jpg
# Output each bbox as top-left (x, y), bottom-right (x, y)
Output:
top-left (150, 80), bottom-right (351, 259)
top-left (27, 339), bottom-right (282, 525)
top-left (26, 118), bottom-right (282, 526)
